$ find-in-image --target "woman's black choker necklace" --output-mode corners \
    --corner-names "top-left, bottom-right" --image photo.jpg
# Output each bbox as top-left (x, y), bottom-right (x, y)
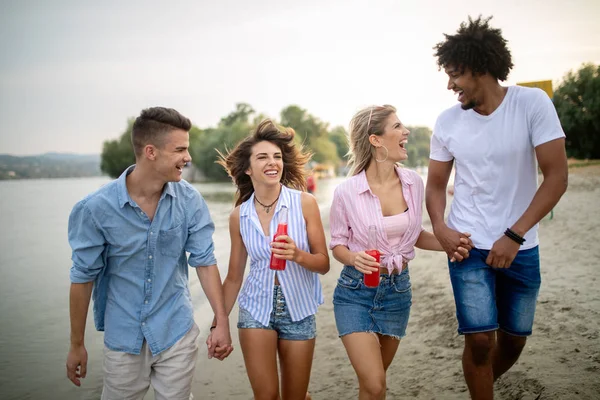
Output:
top-left (254, 187), bottom-right (281, 214)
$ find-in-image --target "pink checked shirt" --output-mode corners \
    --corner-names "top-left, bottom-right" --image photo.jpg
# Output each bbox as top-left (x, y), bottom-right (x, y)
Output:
top-left (329, 166), bottom-right (425, 273)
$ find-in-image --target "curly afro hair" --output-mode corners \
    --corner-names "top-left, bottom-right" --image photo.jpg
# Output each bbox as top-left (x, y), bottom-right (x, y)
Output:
top-left (434, 15), bottom-right (514, 81)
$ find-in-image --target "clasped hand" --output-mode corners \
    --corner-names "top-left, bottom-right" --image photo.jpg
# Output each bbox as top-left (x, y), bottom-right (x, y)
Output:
top-left (434, 225), bottom-right (474, 262)
top-left (206, 324), bottom-right (234, 361)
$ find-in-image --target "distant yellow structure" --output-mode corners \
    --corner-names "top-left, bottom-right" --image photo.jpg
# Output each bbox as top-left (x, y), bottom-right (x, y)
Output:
top-left (516, 79), bottom-right (556, 221)
top-left (517, 80), bottom-right (553, 98)
top-left (312, 163), bottom-right (335, 179)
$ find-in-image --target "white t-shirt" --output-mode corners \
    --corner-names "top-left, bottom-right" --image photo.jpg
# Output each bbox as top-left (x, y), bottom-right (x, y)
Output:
top-left (430, 85), bottom-right (565, 250)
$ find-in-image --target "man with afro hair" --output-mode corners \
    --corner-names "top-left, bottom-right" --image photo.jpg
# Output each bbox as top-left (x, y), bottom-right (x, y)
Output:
top-left (426, 16), bottom-right (568, 399)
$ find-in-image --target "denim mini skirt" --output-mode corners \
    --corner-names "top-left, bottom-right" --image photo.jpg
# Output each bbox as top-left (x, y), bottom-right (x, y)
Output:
top-left (333, 265), bottom-right (412, 339)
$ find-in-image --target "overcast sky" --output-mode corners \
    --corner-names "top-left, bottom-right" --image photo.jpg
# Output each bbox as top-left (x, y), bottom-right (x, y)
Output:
top-left (1, 0), bottom-right (599, 155)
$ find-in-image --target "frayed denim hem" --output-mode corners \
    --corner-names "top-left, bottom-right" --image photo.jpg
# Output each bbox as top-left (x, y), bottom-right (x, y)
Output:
top-left (338, 330), bottom-right (403, 341)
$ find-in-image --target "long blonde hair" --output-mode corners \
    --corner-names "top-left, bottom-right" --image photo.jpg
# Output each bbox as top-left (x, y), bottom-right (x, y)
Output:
top-left (347, 105), bottom-right (397, 176)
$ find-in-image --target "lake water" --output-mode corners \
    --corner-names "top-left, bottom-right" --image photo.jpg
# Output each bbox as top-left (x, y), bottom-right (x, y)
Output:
top-left (0, 176), bottom-right (343, 400)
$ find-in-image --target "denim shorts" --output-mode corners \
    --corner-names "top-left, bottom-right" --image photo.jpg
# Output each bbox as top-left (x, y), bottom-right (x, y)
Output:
top-left (449, 246), bottom-right (541, 336)
top-left (333, 265), bottom-right (412, 339)
top-left (237, 285), bottom-right (316, 340)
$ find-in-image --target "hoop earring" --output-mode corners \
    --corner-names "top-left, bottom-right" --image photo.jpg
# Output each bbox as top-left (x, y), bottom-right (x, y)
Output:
top-left (375, 145), bottom-right (389, 163)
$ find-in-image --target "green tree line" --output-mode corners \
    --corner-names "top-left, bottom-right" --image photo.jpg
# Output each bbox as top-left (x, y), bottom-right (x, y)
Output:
top-left (553, 63), bottom-right (600, 159)
top-left (100, 103), bottom-right (434, 180)
top-left (103, 60), bottom-right (600, 181)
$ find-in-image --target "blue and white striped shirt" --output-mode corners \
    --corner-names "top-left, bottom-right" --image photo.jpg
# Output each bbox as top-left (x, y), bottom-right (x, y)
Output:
top-left (238, 186), bottom-right (324, 326)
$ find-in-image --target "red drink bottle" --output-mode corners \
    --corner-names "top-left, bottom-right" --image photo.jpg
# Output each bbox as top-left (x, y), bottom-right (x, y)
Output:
top-left (364, 225), bottom-right (380, 288)
top-left (270, 208), bottom-right (288, 271)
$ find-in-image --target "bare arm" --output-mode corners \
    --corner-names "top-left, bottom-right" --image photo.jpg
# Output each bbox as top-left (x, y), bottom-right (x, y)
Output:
top-left (511, 138), bottom-right (568, 237)
top-left (66, 282), bottom-right (93, 387)
top-left (415, 230), bottom-right (443, 251)
top-left (195, 265), bottom-right (228, 327)
top-left (194, 200), bottom-right (236, 360)
top-left (426, 159), bottom-right (472, 259)
top-left (271, 193), bottom-right (330, 274)
top-left (331, 245), bottom-right (358, 267)
top-left (206, 207), bottom-right (247, 360)
top-left (426, 159), bottom-right (453, 230)
top-left (301, 193), bottom-right (330, 274)
top-left (415, 229), bottom-right (472, 261)
top-left (220, 206), bottom-right (248, 319)
top-left (196, 263), bottom-right (232, 360)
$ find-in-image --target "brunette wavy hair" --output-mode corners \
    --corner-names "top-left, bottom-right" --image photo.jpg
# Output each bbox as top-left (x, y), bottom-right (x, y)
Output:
top-left (217, 119), bottom-right (312, 207)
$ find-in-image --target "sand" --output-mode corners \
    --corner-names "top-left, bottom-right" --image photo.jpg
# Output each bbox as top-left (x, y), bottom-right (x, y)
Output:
top-left (192, 165), bottom-right (600, 399)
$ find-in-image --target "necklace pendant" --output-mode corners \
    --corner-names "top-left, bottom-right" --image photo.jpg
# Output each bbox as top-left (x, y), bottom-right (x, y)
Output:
top-left (266, 206), bottom-right (271, 213)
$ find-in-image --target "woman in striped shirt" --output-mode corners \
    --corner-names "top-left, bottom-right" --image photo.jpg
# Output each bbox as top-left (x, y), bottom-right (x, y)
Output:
top-left (215, 119), bottom-right (330, 400)
top-left (330, 105), bottom-right (472, 399)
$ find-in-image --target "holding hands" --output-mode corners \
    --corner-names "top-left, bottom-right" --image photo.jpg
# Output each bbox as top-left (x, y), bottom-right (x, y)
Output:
top-left (433, 224), bottom-right (474, 262)
top-left (206, 323), bottom-right (234, 361)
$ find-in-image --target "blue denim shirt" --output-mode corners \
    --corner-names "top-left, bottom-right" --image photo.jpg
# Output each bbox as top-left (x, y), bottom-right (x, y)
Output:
top-left (68, 166), bottom-right (216, 355)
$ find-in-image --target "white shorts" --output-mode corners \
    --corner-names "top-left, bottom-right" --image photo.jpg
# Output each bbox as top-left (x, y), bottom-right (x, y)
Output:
top-left (101, 323), bottom-right (200, 400)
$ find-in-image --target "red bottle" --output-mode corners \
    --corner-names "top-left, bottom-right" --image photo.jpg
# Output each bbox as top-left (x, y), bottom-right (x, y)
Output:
top-left (270, 208), bottom-right (289, 271)
top-left (364, 225), bottom-right (381, 288)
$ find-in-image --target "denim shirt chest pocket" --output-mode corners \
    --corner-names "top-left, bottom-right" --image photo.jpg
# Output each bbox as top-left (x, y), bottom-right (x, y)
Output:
top-left (158, 221), bottom-right (185, 258)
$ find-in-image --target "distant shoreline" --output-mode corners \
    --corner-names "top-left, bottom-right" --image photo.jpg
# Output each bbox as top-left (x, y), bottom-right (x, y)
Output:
top-left (0, 175), bottom-right (107, 182)
top-left (0, 152), bottom-right (102, 180)
top-left (2, 156), bottom-right (597, 181)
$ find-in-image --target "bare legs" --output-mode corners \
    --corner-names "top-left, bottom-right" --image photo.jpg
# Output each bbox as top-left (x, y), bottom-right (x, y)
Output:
top-left (239, 328), bottom-right (315, 400)
top-left (462, 330), bottom-right (527, 400)
top-left (341, 333), bottom-right (401, 400)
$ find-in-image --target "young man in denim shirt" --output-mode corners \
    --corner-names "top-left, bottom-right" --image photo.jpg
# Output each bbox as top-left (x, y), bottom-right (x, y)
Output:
top-left (66, 107), bottom-right (233, 399)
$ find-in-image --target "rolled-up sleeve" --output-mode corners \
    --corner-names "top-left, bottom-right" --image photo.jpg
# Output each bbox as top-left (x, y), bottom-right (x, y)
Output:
top-left (68, 201), bottom-right (106, 283)
top-left (329, 187), bottom-right (350, 250)
top-left (186, 191), bottom-right (217, 267)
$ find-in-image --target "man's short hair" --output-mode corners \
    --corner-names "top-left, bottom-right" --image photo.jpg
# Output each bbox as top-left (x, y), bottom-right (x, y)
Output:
top-left (131, 107), bottom-right (192, 157)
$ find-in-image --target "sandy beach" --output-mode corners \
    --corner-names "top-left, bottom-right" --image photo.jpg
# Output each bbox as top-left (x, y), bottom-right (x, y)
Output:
top-left (191, 165), bottom-right (600, 400)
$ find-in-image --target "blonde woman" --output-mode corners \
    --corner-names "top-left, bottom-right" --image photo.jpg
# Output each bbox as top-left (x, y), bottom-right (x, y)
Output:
top-left (329, 105), bottom-right (472, 400)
